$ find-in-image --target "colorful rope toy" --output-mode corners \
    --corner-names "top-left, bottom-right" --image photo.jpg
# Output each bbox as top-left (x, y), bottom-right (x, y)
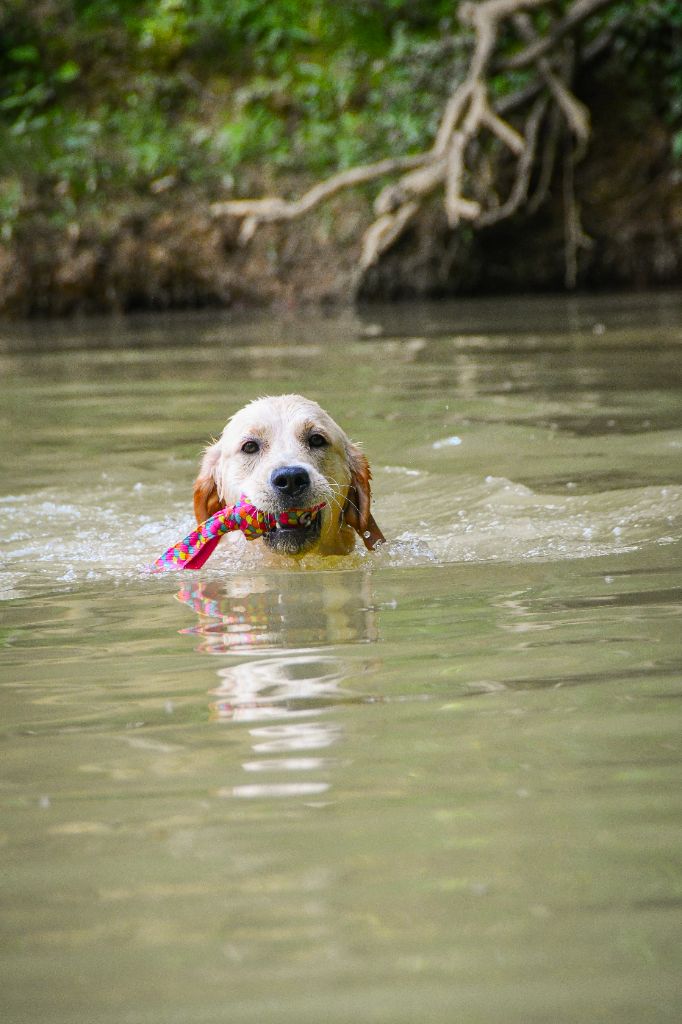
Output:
top-left (151, 496), bottom-right (326, 572)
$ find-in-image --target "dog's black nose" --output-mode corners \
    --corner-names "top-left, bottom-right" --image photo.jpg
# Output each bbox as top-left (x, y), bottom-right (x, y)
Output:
top-left (270, 465), bottom-right (311, 500)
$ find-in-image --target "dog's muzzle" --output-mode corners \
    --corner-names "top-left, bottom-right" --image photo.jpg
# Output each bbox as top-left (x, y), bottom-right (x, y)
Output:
top-left (263, 503), bottom-right (324, 555)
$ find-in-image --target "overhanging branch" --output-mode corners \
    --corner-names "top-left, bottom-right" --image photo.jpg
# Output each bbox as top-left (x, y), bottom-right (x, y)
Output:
top-left (211, 0), bottom-right (619, 283)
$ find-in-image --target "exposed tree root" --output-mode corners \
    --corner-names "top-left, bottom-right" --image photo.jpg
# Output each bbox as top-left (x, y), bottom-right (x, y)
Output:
top-left (210, 0), bottom-right (618, 285)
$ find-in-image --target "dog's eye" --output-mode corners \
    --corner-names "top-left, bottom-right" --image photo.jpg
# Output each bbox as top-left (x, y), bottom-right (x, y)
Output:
top-left (308, 433), bottom-right (328, 449)
top-left (241, 440), bottom-right (260, 455)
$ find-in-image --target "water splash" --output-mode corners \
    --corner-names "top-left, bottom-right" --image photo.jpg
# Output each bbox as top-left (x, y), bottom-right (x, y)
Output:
top-left (1, 472), bottom-right (681, 599)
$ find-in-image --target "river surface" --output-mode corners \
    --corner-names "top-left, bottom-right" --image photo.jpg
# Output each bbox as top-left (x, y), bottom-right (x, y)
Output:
top-left (1, 293), bottom-right (681, 1024)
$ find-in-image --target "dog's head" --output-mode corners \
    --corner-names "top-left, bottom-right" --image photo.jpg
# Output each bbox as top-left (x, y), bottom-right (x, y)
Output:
top-left (193, 395), bottom-right (384, 557)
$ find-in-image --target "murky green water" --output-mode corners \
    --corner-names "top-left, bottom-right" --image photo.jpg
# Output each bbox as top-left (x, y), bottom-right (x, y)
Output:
top-left (2, 293), bottom-right (682, 1024)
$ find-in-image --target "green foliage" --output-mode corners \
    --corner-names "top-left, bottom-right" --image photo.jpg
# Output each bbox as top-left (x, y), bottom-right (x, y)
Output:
top-left (0, 0), bottom-right (460, 226)
top-left (0, 178), bottom-right (25, 241)
top-left (610, 0), bottom-right (682, 158)
top-left (0, 0), bottom-right (679, 238)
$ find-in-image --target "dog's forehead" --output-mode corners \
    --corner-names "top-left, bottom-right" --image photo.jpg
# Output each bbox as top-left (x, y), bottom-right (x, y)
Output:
top-left (224, 395), bottom-right (344, 443)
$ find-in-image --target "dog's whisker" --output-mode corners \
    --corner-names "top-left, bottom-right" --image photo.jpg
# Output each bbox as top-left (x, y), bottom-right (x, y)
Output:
top-left (325, 477), bottom-right (348, 515)
top-left (344, 492), bottom-right (361, 515)
top-left (328, 475), bottom-right (358, 515)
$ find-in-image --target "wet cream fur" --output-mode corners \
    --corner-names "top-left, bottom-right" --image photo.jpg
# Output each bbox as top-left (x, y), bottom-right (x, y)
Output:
top-left (193, 395), bottom-right (370, 556)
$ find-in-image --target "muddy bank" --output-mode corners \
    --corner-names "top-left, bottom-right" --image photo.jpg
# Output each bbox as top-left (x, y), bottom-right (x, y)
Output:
top-left (0, 191), bottom-right (372, 317)
top-left (2, 95), bottom-right (681, 318)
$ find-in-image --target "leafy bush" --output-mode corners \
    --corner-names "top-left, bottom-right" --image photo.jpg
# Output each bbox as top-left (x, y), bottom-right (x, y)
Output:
top-left (0, 0), bottom-right (679, 238)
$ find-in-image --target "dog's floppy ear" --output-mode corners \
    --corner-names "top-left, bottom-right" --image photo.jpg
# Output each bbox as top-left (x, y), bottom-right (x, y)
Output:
top-left (193, 441), bottom-right (223, 525)
top-left (344, 444), bottom-right (386, 551)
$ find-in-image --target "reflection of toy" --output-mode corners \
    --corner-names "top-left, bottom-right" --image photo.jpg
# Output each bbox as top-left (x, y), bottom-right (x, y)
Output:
top-left (151, 496), bottom-right (326, 572)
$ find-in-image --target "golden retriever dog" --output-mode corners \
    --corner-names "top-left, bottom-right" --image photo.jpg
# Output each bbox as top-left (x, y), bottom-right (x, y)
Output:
top-left (193, 394), bottom-right (385, 557)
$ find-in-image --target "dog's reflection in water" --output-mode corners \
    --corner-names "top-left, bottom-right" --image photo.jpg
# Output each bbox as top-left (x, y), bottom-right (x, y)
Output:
top-left (177, 571), bottom-right (378, 654)
top-left (175, 574), bottom-right (380, 798)
top-left (211, 655), bottom-right (345, 799)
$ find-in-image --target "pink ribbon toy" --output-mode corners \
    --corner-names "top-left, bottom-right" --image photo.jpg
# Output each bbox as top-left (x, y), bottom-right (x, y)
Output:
top-left (151, 496), bottom-right (326, 572)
